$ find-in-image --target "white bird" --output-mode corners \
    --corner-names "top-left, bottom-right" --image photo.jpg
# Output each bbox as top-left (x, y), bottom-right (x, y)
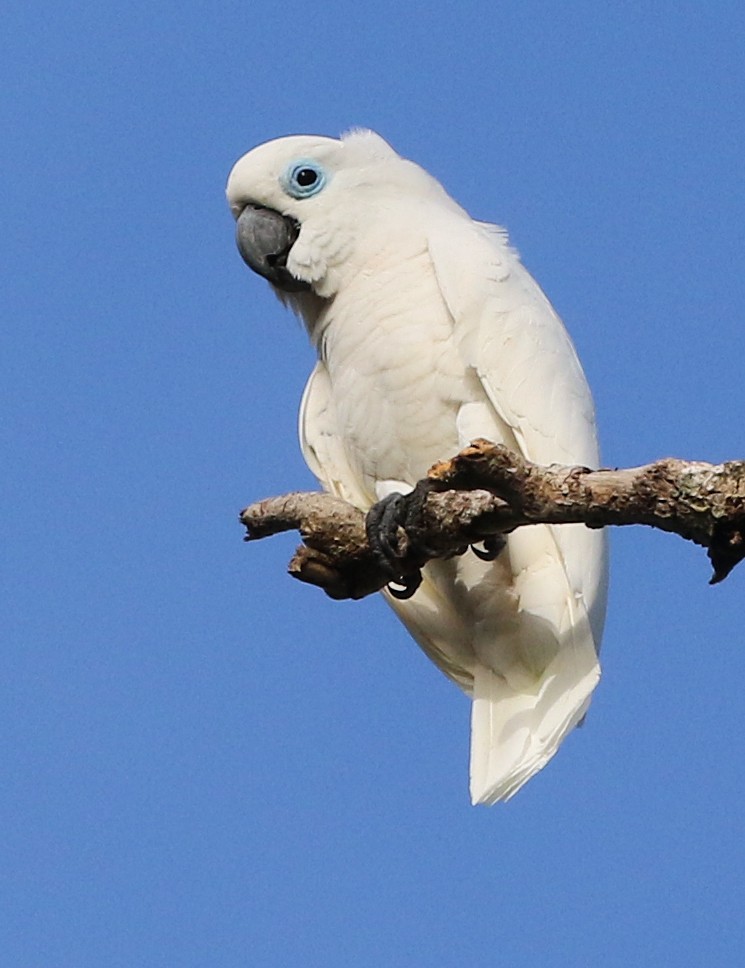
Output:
top-left (226, 130), bottom-right (608, 804)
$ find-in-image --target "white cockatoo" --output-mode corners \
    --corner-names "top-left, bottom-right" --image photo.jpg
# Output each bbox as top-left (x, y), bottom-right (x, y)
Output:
top-left (227, 130), bottom-right (607, 804)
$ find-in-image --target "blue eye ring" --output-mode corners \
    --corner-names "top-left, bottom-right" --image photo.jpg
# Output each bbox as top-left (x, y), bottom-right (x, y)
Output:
top-left (281, 159), bottom-right (327, 199)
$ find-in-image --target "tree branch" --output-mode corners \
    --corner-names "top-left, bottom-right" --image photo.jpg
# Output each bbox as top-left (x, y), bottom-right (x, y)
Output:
top-left (239, 439), bottom-right (745, 599)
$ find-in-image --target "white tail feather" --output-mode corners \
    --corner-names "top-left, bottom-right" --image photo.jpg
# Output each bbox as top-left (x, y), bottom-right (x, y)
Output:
top-left (469, 611), bottom-right (600, 804)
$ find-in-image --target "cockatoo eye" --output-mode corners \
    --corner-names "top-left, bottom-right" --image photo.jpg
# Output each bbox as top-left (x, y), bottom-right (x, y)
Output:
top-left (295, 168), bottom-right (317, 187)
top-left (282, 160), bottom-right (327, 199)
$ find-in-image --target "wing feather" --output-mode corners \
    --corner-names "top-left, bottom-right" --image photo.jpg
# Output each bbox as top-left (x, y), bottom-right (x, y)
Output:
top-left (299, 361), bottom-right (369, 508)
top-left (428, 217), bottom-right (608, 645)
top-left (428, 216), bottom-right (608, 802)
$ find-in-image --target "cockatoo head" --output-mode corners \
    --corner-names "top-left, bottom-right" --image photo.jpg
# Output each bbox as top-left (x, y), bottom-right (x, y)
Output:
top-left (226, 129), bottom-right (458, 298)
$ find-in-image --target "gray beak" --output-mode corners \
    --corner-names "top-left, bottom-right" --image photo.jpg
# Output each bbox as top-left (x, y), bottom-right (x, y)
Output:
top-left (235, 205), bottom-right (310, 293)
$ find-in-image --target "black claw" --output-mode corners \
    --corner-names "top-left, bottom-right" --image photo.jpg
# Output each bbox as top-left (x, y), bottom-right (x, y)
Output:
top-left (386, 572), bottom-right (423, 600)
top-left (470, 535), bottom-right (506, 561)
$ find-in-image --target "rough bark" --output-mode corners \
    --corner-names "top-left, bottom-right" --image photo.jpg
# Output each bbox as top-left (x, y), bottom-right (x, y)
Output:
top-left (239, 439), bottom-right (745, 600)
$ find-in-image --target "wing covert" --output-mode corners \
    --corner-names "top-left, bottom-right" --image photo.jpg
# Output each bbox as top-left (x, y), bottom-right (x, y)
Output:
top-left (428, 215), bottom-right (607, 645)
top-left (299, 360), bottom-right (369, 509)
top-left (428, 218), bottom-right (600, 468)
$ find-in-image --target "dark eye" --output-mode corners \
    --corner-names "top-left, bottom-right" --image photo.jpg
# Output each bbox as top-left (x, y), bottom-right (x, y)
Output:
top-left (283, 160), bottom-right (327, 199)
top-left (295, 168), bottom-right (318, 187)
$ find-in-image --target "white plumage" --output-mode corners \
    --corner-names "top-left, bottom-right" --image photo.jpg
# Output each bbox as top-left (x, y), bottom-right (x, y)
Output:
top-left (227, 129), bottom-right (608, 803)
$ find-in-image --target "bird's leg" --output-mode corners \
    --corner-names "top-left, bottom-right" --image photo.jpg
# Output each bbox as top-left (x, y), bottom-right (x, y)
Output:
top-left (365, 487), bottom-right (428, 599)
top-left (365, 492), bottom-right (408, 562)
top-left (365, 492), bottom-right (423, 599)
top-left (366, 481), bottom-right (507, 596)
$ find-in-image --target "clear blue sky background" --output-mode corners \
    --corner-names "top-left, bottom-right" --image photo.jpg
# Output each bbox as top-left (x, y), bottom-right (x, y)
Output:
top-left (4, 2), bottom-right (745, 965)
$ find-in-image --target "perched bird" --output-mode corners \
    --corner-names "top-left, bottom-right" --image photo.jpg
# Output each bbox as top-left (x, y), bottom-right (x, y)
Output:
top-left (226, 130), bottom-right (607, 804)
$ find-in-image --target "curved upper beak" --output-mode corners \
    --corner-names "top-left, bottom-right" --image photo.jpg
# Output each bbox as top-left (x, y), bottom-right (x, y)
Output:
top-left (234, 205), bottom-right (310, 293)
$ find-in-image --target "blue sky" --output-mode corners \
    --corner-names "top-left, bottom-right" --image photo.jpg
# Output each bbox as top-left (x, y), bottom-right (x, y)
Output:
top-left (4, 2), bottom-right (745, 965)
